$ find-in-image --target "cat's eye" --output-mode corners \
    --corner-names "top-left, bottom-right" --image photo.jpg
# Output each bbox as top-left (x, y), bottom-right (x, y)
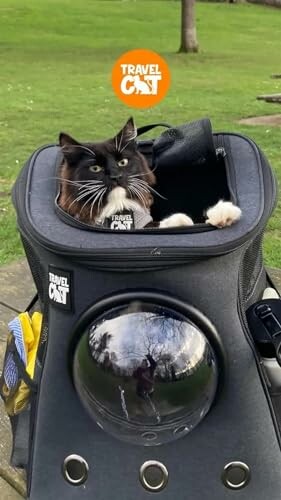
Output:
top-left (89, 165), bottom-right (102, 173)
top-left (117, 158), bottom-right (128, 167)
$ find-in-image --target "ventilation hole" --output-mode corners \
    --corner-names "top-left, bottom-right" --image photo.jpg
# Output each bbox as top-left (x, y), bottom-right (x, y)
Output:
top-left (62, 455), bottom-right (89, 486)
top-left (139, 461), bottom-right (168, 492)
top-left (222, 462), bottom-right (250, 490)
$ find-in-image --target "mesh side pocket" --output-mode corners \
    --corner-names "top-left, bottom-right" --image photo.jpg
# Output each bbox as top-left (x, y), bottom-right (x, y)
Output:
top-left (0, 312), bottom-right (41, 468)
top-left (240, 233), bottom-right (266, 308)
top-left (21, 236), bottom-right (46, 305)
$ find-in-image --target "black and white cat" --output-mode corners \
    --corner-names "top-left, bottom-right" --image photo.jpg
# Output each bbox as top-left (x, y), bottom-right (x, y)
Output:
top-left (58, 117), bottom-right (241, 229)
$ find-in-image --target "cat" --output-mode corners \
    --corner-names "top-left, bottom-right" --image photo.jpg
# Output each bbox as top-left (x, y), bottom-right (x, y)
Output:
top-left (58, 117), bottom-right (241, 229)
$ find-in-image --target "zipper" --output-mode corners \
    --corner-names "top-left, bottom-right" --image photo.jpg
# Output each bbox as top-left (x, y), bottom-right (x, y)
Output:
top-left (14, 133), bottom-right (277, 261)
top-left (216, 147), bottom-right (226, 157)
top-left (237, 260), bottom-right (281, 450)
top-left (19, 210), bottom-right (244, 262)
top-left (54, 198), bottom-right (215, 235)
top-left (216, 135), bottom-right (238, 205)
top-left (54, 146), bottom-right (228, 235)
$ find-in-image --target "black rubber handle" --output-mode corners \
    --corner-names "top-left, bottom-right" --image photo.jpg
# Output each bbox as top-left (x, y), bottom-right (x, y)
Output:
top-left (137, 122), bottom-right (172, 137)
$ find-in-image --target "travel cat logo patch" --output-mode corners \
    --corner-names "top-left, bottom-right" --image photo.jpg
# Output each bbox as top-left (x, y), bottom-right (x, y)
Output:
top-left (105, 211), bottom-right (135, 230)
top-left (48, 267), bottom-right (72, 311)
top-left (112, 49), bottom-right (170, 108)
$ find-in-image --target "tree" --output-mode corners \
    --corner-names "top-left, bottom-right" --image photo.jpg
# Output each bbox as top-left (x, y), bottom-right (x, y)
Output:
top-left (179, 0), bottom-right (199, 53)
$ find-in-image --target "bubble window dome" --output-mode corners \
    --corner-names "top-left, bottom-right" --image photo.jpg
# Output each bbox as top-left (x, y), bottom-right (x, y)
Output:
top-left (73, 292), bottom-right (224, 446)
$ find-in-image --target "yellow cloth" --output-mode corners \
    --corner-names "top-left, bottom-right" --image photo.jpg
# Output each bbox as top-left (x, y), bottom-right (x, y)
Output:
top-left (19, 311), bottom-right (42, 379)
top-left (1, 312), bottom-right (42, 416)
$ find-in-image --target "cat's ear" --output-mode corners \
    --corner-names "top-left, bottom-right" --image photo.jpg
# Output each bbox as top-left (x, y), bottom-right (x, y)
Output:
top-left (114, 117), bottom-right (137, 152)
top-left (59, 132), bottom-right (81, 148)
top-left (59, 132), bottom-right (82, 165)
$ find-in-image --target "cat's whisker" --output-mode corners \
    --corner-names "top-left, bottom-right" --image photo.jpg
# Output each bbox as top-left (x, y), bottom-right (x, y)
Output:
top-left (64, 180), bottom-right (102, 185)
top-left (78, 183), bottom-right (104, 192)
top-left (97, 187), bottom-right (107, 213)
top-left (63, 185), bottom-right (101, 207)
top-left (76, 188), bottom-right (103, 201)
top-left (129, 180), bottom-right (150, 195)
top-left (80, 189), bottom-right (103, 219)
top-left (36, 177), bottom-right (103, 187)
top-left (128, 184), bottom-right (147, 206)
top-left (131, 178), bottom-right (149, 188)
top-left (118, 129), bottom-right (124, 153)
top-left (90, 189), bottom-right (106, 220)
top-left (132, 178), bottom-right (167, 200)
top-left (127, 186), bottom-right (133, 200)
top-left (119, 140), bottom-right (131, 154)
top-left (67, 187), bottom-right (102, 209)
top-left (62, 144), bottom-right (96, 159)
top-left (118, 127), bottom-right (137, 153)
top-left (77, 180), bottom-right (103, 185)
top-left (128, 167), bottom-right (157, 178)
top-left (146, 185), bottom-right (167, 200)
top-left (79, 187), bottom-right (106, 216)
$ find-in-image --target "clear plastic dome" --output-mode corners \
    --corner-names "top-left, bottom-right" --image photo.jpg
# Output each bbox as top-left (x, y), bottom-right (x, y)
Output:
top-left (73, 300), bottom-right (219, 446)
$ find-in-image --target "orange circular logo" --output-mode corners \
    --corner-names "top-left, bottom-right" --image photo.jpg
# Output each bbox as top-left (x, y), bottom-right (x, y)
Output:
top-left (112, 49), bottom-right (171, 108)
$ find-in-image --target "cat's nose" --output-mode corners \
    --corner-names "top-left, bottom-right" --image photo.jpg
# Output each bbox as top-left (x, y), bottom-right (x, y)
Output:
top-left (110, 173), bottom-right (122, 181)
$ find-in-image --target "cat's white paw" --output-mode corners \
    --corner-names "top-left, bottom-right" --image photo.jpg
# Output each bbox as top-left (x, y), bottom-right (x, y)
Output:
top-left (206, 200), bottom-right (241, 228)
top-left (159, 213), bottom-right (194, 228)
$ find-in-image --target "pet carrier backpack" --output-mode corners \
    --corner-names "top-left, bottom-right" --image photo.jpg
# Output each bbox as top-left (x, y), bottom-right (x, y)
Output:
top-left (3, 118), bottom-right (281, 499)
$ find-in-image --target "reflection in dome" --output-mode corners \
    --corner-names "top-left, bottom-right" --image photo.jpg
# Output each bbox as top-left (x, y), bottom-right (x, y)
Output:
top-left (73, 301), bottom-right (218, 445)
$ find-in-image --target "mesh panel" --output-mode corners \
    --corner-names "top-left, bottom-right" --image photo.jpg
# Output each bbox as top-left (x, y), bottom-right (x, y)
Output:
top-left (240, 233), bottom-right (266, 308)
top-left (21, 236), bottom-right (46, 305)
top-left (21, 236), bottom-right (49, 364)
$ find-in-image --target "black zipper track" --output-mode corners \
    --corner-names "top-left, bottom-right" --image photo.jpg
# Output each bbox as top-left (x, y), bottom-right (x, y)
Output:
top-left (14, 132), bottom-right (277, 263)
top-left (55, 197), bottom-right (216, 235)
top-left (217, 134), bottom-right (237, 205)
top-left (53, 141), bottom-right (227, 235)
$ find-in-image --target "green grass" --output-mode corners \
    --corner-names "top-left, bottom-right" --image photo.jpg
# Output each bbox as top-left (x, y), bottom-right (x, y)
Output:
top-left (0, 0), bottom-right (281, 265)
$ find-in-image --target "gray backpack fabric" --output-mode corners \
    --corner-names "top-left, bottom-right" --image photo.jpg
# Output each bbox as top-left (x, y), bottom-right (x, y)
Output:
top-left (8, 119), bottom-right (281, 499)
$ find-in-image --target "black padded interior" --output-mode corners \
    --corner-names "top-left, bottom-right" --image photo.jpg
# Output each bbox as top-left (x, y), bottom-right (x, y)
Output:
top-left (138, 141), bottom-right (231, 224)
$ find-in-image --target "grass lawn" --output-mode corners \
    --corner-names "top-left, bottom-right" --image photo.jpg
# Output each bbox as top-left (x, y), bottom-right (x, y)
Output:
top-left (0, 0), bottom-right (281, 265)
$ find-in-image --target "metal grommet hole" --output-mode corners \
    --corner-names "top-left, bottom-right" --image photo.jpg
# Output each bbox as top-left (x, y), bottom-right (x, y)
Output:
top-left (141, 432), bottom-right (158, 441)
top-left (140, 460), bottom-right (168, 492)
top-left (62, 454), bottom-right (89, 486)
top-left (173, 425), bottom-right (188, 435)
top-left (222, 461), bottom-right (250, 490)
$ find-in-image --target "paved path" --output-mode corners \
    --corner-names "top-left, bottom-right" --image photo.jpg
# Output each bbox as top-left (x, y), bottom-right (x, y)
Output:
top-left (0, 260), bottom-right (36, 499)
top-left (0, 259), bottom-right (281, 499)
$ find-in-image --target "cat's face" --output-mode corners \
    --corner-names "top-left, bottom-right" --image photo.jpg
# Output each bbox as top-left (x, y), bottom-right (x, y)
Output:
top-left (59, 117), bottom-right (155, 222)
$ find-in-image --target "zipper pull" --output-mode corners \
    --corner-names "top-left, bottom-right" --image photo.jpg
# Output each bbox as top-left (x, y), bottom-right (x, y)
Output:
top-left (255, 303), bottom-right (281, 366)
top-left (216, 147), bottom-right (226, 158)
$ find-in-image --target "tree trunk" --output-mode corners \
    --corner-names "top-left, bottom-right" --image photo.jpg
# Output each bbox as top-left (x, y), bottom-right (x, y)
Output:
top-left (179, 0), bottom-right (199, 53)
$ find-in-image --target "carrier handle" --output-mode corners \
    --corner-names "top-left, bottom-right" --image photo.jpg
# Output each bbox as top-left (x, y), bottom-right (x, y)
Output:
top-left (137, 122), bottom-right (172, 137)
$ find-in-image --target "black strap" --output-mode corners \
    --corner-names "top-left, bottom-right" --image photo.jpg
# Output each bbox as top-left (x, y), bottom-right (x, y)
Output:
top-left (10, 339), bottom-right (38, 392)
top-left (137, 122), bottom-right (172, 137)
top-left (25, 293), bottom-right (39, 313)
top-left (10, 408), bottom-right (31, 468)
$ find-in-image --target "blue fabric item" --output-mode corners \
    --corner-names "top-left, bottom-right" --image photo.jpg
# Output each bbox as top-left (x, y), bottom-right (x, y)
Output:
top-left (4, 351), bottom-right (18, 389)
top-left (4, 317), bottom-right (26, 389)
